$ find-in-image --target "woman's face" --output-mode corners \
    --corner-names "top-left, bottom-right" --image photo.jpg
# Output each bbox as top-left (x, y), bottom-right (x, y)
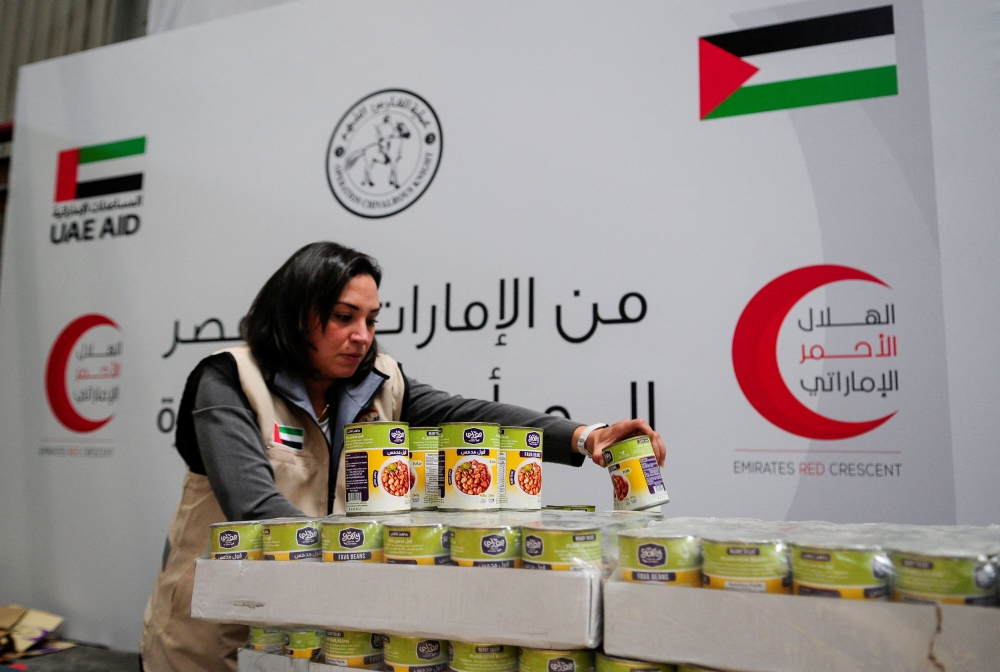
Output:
top-left (307, 274), bottom-right (380, 381)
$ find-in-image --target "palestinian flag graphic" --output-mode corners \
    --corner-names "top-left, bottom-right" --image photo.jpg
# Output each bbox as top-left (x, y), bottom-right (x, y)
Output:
top-left (273, 423), bottom-right (305, 450)
top-left (700, 5), bottom-right (897, 119)
top-left (55, 136), bottom-right (145, 202)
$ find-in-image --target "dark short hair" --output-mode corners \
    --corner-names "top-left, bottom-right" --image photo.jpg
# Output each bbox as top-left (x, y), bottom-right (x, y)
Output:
top-left (243, 242), bottom-right (382, 379)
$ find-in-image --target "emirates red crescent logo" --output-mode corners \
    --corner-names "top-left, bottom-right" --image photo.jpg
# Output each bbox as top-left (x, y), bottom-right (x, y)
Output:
top-left (732, 265), bottom-right (895, 440)
top-left (45, 314), bottom-right (121, 432)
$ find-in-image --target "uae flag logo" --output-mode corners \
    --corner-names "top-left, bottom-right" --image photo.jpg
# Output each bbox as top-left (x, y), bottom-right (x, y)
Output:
top-left (55, 136), bottom-right (145, 202)
top-left (273, 423), bottom-right (304, 450)
top-left (700, 5), bottom-right (897, 120)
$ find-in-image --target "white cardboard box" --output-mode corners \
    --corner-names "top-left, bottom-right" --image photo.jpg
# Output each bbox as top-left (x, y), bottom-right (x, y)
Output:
top-left (237, 648), bottom-right (354, 671)
top-left (193, 559), bottom-right (602, 649)
top-left (603, 581), bottom-right (1000, 672)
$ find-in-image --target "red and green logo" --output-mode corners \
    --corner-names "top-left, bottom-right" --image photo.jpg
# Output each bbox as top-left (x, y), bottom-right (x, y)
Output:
top-left (700, 6), bottom-right (897, 120)
top-left (55, 136), bottom-right (145, 202)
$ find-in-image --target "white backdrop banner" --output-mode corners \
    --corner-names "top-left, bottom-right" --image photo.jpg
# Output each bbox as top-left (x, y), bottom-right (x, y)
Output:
top-left (1, 0), bottom-right (997, 651)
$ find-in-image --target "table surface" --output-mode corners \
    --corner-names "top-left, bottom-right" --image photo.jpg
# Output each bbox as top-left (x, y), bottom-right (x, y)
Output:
top-left (2, 645), bottom-right (139, 672)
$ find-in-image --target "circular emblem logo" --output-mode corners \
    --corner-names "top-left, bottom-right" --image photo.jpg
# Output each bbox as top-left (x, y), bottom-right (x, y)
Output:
top-left (326, 89), bottom-right (442, 218)
top-left (45, 313), bottom-right (123, 433)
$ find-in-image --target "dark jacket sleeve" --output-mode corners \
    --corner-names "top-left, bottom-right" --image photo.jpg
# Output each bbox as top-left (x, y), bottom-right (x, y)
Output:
top-left (182, 353), bottom-right (302, 521)
top-left (402, 377), bottom-right (586, 467)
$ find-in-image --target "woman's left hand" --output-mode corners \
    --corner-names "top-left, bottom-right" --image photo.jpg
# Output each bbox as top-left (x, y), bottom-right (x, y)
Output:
top-left (586, 418), bottom-right (665, 468)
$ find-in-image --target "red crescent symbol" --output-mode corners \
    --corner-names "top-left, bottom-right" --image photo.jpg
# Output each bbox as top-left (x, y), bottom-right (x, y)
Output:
top-left (732, 265), bottom-right (896, 440)
top-left (45, 314), bottom-right (119, 433)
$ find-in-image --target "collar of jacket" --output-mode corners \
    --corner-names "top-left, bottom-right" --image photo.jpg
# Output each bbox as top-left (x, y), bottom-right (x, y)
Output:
top-left (270, 366), bottom-right (388, 450)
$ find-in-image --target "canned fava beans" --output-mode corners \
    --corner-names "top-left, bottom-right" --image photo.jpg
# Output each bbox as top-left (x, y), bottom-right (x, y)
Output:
top-left (450, 522), bottom-right (522, 567)
top-left (890, 548), bottom-right (998, 606)
top-left (498, 427), bottom-right (543, 510)
top-left (440, 423), bottom-right (499, 511)
top-left (285, 629), bottom-right (324, 660)
top-left (701, 529), bottom-right (790, 594)
top-left (384, 520), bottom-right (452, 565)
top-left (790, 535), bottom-right (891, 600)
top-left (322, 517), bottom-right (384, 562)
top-left (595, 653), bottom-right (675, 672)
top-left (210, 521), bottom-right (262, 560)
top-left (618, 528), bottom-right (701, 586)
top-left (247, 626), bottom-right (285, 653)
top-left (323, 630), bottom-right (384, 669)
top-left (262, 518), bottom-right (321, 561)
top-left (345, 422), bottom-right (412, 515)
top-left (519, 648), bottom-right (594, 672)
top-left (450, 642), bottom-right (519, 672)
top-left (384, 636), bottom-right (449, 672)
top-left (522, 521), bottom-right (602, 571)
top-left (602, 437), bottom-right (668, 512)
top-left (411, 427), bottom-right (442, 511)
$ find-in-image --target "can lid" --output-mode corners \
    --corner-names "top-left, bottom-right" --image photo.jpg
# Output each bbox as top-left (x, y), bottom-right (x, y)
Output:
top-left (439, 422), bottom-right (500, 427)
top-left (210, 520), bottom-right (261, 528)
top-left (345, 421), bottom-right (410, 427)
top-left (262, 517), bottom-right (321, 526)
top-left (522, 520), bottom-right (601, 533)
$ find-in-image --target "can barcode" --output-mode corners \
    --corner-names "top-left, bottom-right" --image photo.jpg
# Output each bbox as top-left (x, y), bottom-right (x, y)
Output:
top-left (348, 492), bottom-right (361, 502)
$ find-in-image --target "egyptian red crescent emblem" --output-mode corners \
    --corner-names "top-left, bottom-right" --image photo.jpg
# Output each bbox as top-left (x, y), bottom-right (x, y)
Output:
top-left (45, 314), bottom-right (119, 432)
top-left (732, 265), bottom-right (895, 440)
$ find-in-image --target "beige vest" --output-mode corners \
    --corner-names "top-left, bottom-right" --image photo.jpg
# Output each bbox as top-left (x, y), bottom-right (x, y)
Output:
top-left (140, 346), bottom-right (404, 672)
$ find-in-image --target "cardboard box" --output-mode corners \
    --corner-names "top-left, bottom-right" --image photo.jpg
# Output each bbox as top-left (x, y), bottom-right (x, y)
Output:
top-left (193, 559), bottom-right (601, 649)
top-left (238, 648), bottom-right (334, 671)
top-left (602, 581), bottom-right (1000, 672)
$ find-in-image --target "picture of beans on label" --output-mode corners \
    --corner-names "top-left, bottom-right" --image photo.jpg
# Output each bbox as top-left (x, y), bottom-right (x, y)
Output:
top-left (518, 463), bottom-right (541, 495)
top-left (380, 459), bottom-right (413, 497)
top-left (455, 459), bottom-right (491, 495)
top-left (611, 474), bottom-right (629, 502)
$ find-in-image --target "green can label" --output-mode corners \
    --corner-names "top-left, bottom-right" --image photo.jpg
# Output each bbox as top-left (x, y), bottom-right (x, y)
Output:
top-left (345, 422), bottom-right (412, 515)
top-left (701, 539), bottom-right (790, 593)
top-left (498, 427), bottom-right (543, 511)
top-left (384, 635), bottom-right (449, 672)
top-left (410, 428), bottom-right (442, 510)
top-left (323, 630), bottom-right (384, 669)
top-left (440, 423), bottom-right (500, 511)
top-left (285, 629), bottom-right (324, 660)
top-left (450, 526), bottom-right (522, 568)
top-left (322, 519), bottom-right (384, 562)
top-left (595, 653), bottom-right (674, 672)
top-left (247, 626), bottom-right (285, 653)
top-left (384, 524), bottom-right (452, 565)
top-left (262, 519), bottom-right (321, 561)
top-left (521, 525), bottom-right (602, 570)
top-left (602, 437), bottom-right (668, 512)
top-left (210, 521), bottom-right (262, 560)
top-left (450, 642), bottom-right (519, 672)
top-left (618, 532), bottom-right (701, 586)
top-left (891, 552), bottom-right (998, 606)
top-left (790, 545), bottom-right (891, 600)
top-left (519, 648), bottom-right (594, 672)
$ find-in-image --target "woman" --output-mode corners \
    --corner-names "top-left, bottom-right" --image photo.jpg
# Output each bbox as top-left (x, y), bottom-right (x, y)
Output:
top-left (140, 242), bottom-right (665, 672)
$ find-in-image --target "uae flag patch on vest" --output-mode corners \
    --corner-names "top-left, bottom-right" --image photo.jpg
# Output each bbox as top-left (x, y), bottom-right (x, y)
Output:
top-left (700, 5), bottom-right (897, 119)
top-left (273, 423), bottom-right (304, 450)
